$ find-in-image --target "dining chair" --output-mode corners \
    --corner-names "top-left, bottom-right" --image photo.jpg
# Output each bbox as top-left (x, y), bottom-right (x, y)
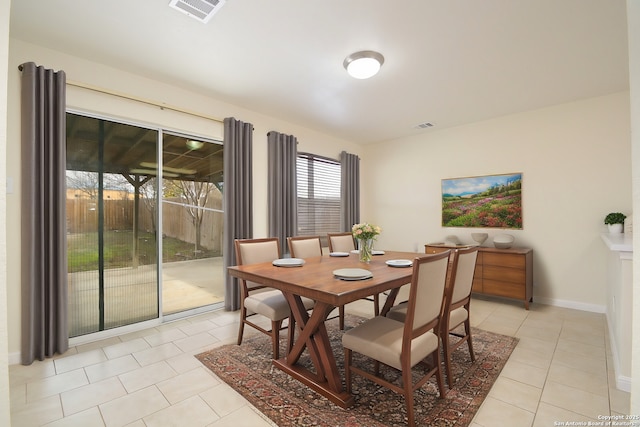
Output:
top-left (438, 246), bottom-right (478, 387)
top-left (287, 235), bottom-right (323, 259)
top-left (288, 235), bottom-right (347, 327)
top-left (234, 237), bottom-right (315, 359)
top-left (327, 232), bottom-right (380, 329)
top-left (387, 246), bottom-right (479, 388)
top-left (327, 232), bottom-right (356, 253)
top-left (342, 250), bottom-right (451, 427)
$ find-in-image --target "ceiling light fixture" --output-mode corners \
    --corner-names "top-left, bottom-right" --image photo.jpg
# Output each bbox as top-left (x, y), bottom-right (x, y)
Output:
top-left (186, 140), bottom-right (204, 150)
top-left (343, 50), bottom-right (385, 79)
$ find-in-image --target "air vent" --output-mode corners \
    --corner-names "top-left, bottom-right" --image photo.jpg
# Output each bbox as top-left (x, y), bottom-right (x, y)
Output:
top-left (414, 122), bottom-right (435, 129)
top-left (169, 0), bottom-right (226, 23)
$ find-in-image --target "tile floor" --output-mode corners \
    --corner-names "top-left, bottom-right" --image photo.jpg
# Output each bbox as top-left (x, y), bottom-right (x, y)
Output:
top-left (9, 297), bottom-right (630, 427)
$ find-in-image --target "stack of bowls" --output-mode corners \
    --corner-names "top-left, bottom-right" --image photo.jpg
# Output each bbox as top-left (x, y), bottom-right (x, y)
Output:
top-left (471, 233), bottom-right (488, 245)
top-left (493, 234), bottom-right (515, 249)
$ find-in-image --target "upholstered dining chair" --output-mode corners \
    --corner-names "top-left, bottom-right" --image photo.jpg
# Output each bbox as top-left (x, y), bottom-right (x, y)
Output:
top-left (287, 235), bottom-right (323, 259)
top-left (387, 246), bottom-right (479, 388)
top-left (438, 246), bottom-right (478, 387)
top-left (327, 232), bottom-right (356, 253)
top-left (342, 250), bottom-right (451, 427)
top-left (234, 237), bottom-right (315, 359)
top-left (327, 232), bottom-right (380, 329)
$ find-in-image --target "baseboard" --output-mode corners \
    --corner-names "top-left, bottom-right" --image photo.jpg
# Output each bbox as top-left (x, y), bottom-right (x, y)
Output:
top-left (8, 351), bottom-right (20, 366)
top-left (616, 375), bottom-right (632, 392)
top-left (533, 296), bottom-right (606, 313)
top-left (605, 311), bottom-right (632, 392)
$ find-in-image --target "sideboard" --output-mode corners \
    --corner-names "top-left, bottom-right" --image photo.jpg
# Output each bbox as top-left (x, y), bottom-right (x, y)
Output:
top-left (425, 244), bottom-right (533, 309)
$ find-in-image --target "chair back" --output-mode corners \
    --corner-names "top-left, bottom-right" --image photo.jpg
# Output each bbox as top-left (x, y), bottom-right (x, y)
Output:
top-left (234, 238), bottom-right (281, 289)
top-left (235, 238), bottom-right (281, 266)
top-left (287, 236), bottom-right (322, 258)
top-left (327, 232), bottom-right (355, 252)
top-left (448, 247), bottom-right (479, 307)
top-left (404, 251), bottom-right (451, 335)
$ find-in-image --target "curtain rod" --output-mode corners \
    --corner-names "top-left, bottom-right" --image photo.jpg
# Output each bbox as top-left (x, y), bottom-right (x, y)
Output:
top-left (66, 79), bottom-right (223, 124)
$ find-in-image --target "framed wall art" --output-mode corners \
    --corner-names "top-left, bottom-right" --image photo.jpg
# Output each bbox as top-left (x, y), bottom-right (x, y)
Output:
top-left (441, 173), bottom-right (522, 229)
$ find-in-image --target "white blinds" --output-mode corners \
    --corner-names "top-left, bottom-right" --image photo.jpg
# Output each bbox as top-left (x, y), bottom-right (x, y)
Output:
top-left (296, 153), bottom-right (341, 240)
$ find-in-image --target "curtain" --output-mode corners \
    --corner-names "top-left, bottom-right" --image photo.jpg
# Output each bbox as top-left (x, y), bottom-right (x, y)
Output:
top-left (19, 62), bottom-right (69, 364)
top-left (340, 151), bottom-right (360, 231)
top-left (223, 117), bottom-right (254, 311)
top-left (267, 131), bottom-right (298, 255)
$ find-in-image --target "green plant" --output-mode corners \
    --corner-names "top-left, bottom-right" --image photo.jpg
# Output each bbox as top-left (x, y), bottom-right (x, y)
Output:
top-left (604, 212), bottom-right (627, 225)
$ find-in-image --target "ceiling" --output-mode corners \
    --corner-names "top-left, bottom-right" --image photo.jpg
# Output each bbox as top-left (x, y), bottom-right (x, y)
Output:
top-left (9, 0), bottom-right (630, 145)
top-left (66, 113), bottom-right (224, 184)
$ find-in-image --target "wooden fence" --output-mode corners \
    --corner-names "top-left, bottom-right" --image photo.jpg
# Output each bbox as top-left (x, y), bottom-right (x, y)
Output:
top-left (66, 191), bottom-right (223, 252)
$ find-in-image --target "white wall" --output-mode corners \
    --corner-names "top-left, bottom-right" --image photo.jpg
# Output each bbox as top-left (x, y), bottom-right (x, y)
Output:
top-left (0, 0), bottom-right (11, 424)
top-left (365, 92), bottom-right (631, 310)
top-left (5, 39), bottom-right (364, 358)
top-left (628, 0), bottom-right (640, 415)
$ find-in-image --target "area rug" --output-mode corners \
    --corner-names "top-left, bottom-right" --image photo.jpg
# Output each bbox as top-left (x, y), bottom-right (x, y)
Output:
top-left (195, 316), bottom-right (518, 427)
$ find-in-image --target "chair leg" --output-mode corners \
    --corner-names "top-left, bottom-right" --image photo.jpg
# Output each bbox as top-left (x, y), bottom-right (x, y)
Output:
top-left (465, 319), bottom-right (475, 362)
top-left (339, 305), bottom-right (345, 330)
top-left (373, 360), bottom-right (381, 376)
top-left (271, 320), bottom-right (282, 360)
top-left (344, 348), bottom-right (352, 393)
top-left (402, 363), bottom-right (416, 427)
top-left (237, 308), bottom-right (247, 346)
top-left (433, 348), bottom-right (446, 398)
top-left (443, 332), bottom-right (454, 389)
top-left (373, 293), bottom-right (380, 316)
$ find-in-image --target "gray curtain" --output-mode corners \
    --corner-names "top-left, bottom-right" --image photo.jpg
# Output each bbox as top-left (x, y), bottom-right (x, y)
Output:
top-left (267, 131), bottom-right (298, 255)
top-left (340, 151), bottom-right (360, 231)
top-left (19, 62), bottom-right (69, 364)
top-left (223, 117), bottom-right (254, 311)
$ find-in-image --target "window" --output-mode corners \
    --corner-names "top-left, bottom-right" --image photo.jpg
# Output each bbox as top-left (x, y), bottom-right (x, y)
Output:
top-left (296, 153), bottom-right (341, 240)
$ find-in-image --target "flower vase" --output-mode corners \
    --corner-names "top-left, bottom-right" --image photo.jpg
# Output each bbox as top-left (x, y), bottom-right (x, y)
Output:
top-left (358, 238), bottom-right (374, 263)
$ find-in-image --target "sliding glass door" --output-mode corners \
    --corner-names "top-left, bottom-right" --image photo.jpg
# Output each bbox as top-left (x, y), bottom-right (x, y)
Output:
top-left (160, 133), bottom-right (225, 316)
top-left (66, 114), bottom-right (159, 336)
top-left (66, 113), bottom-right (224, 337)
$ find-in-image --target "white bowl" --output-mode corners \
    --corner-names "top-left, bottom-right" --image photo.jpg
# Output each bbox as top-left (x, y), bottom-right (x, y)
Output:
top-left (471, 233), bottom-right (488, 245)
top-left (444, 235), bottom-right (462, 246)
top-left (493, 234), bottom-right (515, 249)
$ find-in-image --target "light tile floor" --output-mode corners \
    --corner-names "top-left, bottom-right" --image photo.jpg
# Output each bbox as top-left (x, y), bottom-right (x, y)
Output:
top-left (9, 297), bottom-right (630, 427)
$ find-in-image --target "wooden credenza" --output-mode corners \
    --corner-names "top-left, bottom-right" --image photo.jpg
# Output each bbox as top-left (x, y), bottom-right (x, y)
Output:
top-left (425, 244), bottom-right (533, 309)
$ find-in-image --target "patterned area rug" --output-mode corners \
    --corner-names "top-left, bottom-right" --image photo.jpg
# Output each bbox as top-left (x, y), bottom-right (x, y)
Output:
top-left (196, 315), bottom-right (518, 427)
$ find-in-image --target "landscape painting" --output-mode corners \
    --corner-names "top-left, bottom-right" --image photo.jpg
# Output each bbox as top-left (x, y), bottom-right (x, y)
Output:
top-left (442, 173), bottom-right (523, 229)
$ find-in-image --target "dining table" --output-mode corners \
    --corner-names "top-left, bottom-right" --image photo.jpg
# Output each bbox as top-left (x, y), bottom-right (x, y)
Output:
top-left (227, 249), bottom-right (427, 408)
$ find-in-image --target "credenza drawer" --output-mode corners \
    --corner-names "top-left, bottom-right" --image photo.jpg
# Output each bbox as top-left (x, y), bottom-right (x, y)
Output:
top-left (483, 265), bottom-right (525, 283)
top-left (483, 279), bottom-right (526, 299)
top-left (425, 245), bottom-right (452, 254)
top-left (483, 252), bottom-right (525, 268)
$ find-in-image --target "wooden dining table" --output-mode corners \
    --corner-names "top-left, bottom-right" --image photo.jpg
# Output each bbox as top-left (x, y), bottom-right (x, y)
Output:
top-left (227, 250), bottom-right (424, 408)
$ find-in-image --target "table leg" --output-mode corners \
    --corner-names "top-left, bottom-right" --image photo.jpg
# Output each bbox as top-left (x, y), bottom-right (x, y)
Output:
top-left (379, 288), bottom-right (399, 317)
top-left (273, 294), bottom-right (354, 408)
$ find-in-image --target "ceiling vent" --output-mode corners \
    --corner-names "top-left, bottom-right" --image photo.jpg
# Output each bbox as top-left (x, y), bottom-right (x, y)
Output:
top-left (169, 0), bottom-right (226, 23)
top-left (414, 122), bottom-right (435, 129)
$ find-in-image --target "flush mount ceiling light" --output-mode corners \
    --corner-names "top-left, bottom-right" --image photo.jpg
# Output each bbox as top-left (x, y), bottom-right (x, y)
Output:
top-left (186, 140), bottom-right (204, 150)
top-left (343, 50), bottom-right (385, 79)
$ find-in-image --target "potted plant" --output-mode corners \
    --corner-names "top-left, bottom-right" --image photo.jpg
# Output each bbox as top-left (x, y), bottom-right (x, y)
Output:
top-left (604, 212), bottom-right (626, 233)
